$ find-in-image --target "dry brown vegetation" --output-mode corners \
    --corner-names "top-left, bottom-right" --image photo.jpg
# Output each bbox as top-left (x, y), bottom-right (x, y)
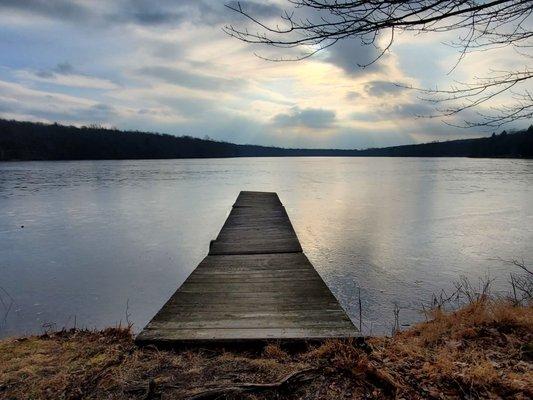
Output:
top-left (0, 296), bottom-right (531, 399)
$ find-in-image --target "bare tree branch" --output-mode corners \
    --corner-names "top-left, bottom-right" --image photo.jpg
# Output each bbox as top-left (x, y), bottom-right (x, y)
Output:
top-left (225, 0), bottom-right (533, 127)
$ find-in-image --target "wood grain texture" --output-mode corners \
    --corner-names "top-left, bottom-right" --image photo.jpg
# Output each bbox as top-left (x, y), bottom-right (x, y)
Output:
top-left (136, 191), bottom-right (358, 345)
top-left (209, 196), bottom-right (302, 255)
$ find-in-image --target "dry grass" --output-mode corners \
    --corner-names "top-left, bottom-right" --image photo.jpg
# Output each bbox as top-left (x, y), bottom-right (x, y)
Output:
top-left (0, 299), bottom-right (531, 399)
top-left (370, 298), bottom-right (533, 398)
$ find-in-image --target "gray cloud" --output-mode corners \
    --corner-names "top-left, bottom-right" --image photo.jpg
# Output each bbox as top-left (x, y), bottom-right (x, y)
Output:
top-left (0, 99), bottom-right (116, 124)
top-left (226, 1), bottom-right (281, 19)
top-left (0, 0), bottom-right (90, 21)
top-left (0, 0), bottom-right (183, 26)
top-left (365, 81), bottom-right (407, 97)
top-left (35, 62), bottom-right (75, 78)
top-left (35, 70), bottom-right (54, 79)
top-left (155, 95), bottom-right (217, 118)
top-left (139, 66), bottom-right (246, 91)
top-left (391, 102), bottom-right (434, 118)
top-left (273, 107), bottom-right (336, 129)
top-left (346, 91), bottom-right (361, 100)
top-left (0, 96), bottom-right (15, 113)
top-left (50, 102), bottom-right (116, 122)
top-left (91, 102), bottom-right (116, 115)
top-left (54, 62), bottom-right (74, 74)
top-left (349, 111), bottom-right (383, 122)
top-left (350, 101), bottom-right (434, 122)
top-left (112, 0), bottom-right (188, 26)
top-left (326, 38), bottom-right (384, 76)
top-left (147, 41), bottom-right (183, 60)
top-left (19, 63), bottom-right (118, 90)
top-left (0, 0), bottom-right (280, 27)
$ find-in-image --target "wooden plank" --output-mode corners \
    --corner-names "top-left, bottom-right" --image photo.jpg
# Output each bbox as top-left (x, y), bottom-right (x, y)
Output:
top-left (232, 191), bottom-right (282, 208)
top-left (208, 240), bottom-right (302, 255)
top-left (136, 191), bottom-right (358, 345)
top-left (148, 310), bottom-right (350, 321)
top-left (209, 193), bottom-right (302, 255)
top-left (138, 327), bottom-right (358, 342)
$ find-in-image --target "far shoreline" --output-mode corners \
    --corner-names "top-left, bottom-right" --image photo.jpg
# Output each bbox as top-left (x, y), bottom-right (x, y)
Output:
top-left (1, 119), bottom-right (532, 161)
top-left (2, 154), bottom-right (533, 162)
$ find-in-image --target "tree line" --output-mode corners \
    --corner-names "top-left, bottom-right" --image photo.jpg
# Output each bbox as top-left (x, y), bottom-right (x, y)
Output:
top-left (0, 119), bottom-right (531, 161)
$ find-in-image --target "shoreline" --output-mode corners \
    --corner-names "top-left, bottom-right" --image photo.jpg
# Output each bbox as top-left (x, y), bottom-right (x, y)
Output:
top-left (1, 298), bottom-right (531, 399)
top-left (2, 154), bottom-right (533, 162)
top-left (2, 119), bottom-right (532, 161)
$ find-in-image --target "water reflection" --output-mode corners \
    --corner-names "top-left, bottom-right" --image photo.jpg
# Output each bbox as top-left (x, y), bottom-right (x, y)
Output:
top-left (0, 158), bottom-right (532, 336)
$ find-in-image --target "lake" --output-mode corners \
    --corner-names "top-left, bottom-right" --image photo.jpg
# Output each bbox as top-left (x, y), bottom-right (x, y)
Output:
top-left (1, 157), bottom-right (532, 337)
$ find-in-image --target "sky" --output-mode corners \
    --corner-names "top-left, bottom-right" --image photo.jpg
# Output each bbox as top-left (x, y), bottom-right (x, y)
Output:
top-left (0, 0), bottom-right (531, 149)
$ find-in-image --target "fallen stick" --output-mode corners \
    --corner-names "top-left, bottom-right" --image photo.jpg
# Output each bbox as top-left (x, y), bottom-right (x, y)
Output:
top-left (362, 361), bottom-right (402, 395)
top-left (186, 368), bottom-right (320, 400)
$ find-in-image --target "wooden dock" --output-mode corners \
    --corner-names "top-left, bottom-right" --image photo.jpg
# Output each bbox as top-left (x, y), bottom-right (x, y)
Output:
top-left (136, 191), bottom-right (357, 345)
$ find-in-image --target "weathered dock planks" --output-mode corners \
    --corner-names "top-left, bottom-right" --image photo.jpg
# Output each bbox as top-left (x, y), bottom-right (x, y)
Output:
top-left (209, 192), bottom-right (302, 255)
top-left (136, 191), bottom-right (357, 345)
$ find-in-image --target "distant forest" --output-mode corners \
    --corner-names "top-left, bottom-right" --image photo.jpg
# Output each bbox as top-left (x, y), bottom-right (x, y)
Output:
top-left (0, 119), bottom-right (532, 161)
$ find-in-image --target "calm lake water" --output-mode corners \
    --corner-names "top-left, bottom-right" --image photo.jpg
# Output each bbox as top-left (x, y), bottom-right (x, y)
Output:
top-left (1, 157), bottom-right (532, 337)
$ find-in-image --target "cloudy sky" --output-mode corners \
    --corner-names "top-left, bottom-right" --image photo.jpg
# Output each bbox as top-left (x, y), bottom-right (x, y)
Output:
top-left (0, 0), bottom-right (530, 149)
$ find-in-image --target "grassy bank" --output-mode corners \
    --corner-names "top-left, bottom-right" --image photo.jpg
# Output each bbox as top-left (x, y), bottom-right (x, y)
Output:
top-left (1, 297), bottom-right (531, 399)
